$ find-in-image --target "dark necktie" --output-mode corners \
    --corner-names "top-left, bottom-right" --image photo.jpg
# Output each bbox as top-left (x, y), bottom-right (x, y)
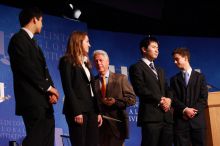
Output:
top-left (32, 38), bottom-right (39, 50)
top-left (149, 63), bottom-right (158, 78)
top-left (149, 63), bottom-right (156, 71)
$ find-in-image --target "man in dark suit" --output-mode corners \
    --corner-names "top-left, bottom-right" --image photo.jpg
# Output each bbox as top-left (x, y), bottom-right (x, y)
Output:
top-left (8, 7), bottom-right (59, 146)
top-left (93, 50), bottom-right (136, 146)
top-left (170, 47), bottom-right (208, 146)
top-left (129, 37), bottom-right (173, 146)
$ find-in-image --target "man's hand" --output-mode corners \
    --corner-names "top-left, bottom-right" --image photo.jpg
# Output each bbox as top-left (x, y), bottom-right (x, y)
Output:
top-left (183, 107), bottom-right (198, 119)
top-left (98, 114), bottom-right (103, 127)
top-left (48, 87), bottom-right (59, 104)
top-left (49, 94), bottom-right (58, 104)
top-left (48, 87), bottom-right (59, 98)
top-left (74, 114), bottom-right (83, 125)
top-left (160, 97), bottom-right (171, 112)
top-left (101, 97), bottom-right (116, 106)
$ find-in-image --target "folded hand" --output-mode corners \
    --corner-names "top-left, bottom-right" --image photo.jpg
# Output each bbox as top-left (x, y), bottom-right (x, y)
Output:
top-left (101, 97), bottom-right (115, 106)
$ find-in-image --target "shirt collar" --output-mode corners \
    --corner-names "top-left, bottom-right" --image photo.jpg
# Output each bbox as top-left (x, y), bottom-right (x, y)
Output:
top-left (100, 70), bottom-right (110, 79)
top-left (22, 27), bottom-right (34, 39)
top-left (182, 67), bottom-right (192, 76)
top-left (82, 56), bottom-right (88, 65)
top-left (142, 57), bottom-right (154, 66)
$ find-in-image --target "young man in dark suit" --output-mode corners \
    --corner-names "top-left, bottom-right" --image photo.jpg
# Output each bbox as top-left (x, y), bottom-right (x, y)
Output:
top-left (170, 47), bottom-right (208, 146)
top-left (8, 7), bottom-right (59, 146)
top-left (129, 37), bottom-right (173, 146)
top-left (93, 50), bottom-right (136, 146)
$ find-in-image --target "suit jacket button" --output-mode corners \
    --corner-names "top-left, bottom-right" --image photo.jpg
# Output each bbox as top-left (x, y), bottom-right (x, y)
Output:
top-left (46, 78), bottom-right (48, 81)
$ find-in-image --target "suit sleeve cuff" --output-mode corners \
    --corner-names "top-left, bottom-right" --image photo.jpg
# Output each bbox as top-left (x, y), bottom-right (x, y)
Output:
top-left (47, 85), bottom-right (52, 92)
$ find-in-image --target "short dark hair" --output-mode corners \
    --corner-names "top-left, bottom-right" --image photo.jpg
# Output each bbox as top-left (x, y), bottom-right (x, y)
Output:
top-left (139, 36), bottom-right (159, 55)
top-left (172, 47), bottom-right (191, 62)
top-left (19, 7), bottom-right (43, 27)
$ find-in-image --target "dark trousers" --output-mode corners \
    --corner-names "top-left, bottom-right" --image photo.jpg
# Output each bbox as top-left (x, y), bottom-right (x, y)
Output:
top-left (174, 126), bottom-right (206, 146)
top-left (65, 112), bottom-right (99, 146)
top-left (22, 107), bottom-right (55, 146)
top-left (141, 122), bottom-right (173, 146)
top-left (99, 120), bottom-right (124, 146)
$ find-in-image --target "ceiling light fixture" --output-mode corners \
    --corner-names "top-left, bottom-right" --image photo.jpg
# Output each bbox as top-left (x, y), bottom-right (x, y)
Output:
top-left (63, 1), bottom-right (82, 20)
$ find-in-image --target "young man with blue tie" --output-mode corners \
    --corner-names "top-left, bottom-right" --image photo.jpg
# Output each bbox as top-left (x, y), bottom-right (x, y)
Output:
top-left (170, 47), bottom-right (208, 146)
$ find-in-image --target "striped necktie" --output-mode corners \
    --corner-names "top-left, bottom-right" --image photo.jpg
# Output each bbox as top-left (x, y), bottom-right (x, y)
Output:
top-left (149, 63), bottom-right (158, 78)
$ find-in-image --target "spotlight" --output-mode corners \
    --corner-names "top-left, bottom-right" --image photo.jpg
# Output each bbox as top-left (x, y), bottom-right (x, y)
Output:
top-left (73, 9), bottom-right (81, 19)
top-left (63, 1), bottom-right (82, 20)
top-left (69, 3), bottom-right (74, 9)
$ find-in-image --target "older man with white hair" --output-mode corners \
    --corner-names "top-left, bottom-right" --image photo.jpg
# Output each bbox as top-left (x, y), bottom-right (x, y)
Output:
top-left (93, 50), bottom-right (136, 146)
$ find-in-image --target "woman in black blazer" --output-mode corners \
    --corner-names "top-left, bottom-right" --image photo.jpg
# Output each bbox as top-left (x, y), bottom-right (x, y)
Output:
top-left (59, 31), bottom-right (102, 146)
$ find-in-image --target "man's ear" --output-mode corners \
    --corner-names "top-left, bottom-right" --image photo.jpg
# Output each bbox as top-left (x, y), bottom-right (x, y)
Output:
top-left (32, 17), bottom-right (37, 24)
top-left (141, 47), bottom-right (147, 54)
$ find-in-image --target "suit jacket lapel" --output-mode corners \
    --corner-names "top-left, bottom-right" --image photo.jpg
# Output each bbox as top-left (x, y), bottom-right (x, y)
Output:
top-left (106, 72), bottom-right (115, 97)
top-left (157, 68), bottom-right (164, 92)
top-left (20, 29), bottom-right (46, 66)
top-left (20, 29), bottom-right (40, 52)
top-left (38, 48), bottom-right (47, 65)
top-left (140, 60), bottom-right (158, 81)
top-left (177, 72), bottom-right (186, 87)
top-left (31, 39), bottom-right (45, 63)
top-left (80, 66), bottom-right (90, 83)
top-left (188, 70), bottom-right (196, 86)
top-left (94, 76), bottom-right (102, 99)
